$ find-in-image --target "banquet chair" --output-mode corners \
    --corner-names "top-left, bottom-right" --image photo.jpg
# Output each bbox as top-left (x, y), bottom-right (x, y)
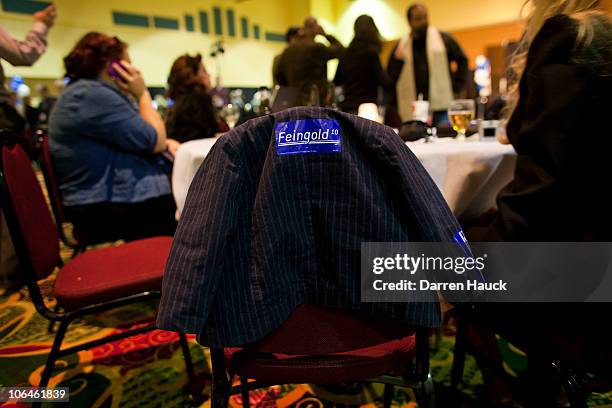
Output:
top-left (0, 132), bottom-right (202, 403)
top-left (36, 130), bottom-right (103, 257)
top-left (209, 304), bottom-right (434, 408)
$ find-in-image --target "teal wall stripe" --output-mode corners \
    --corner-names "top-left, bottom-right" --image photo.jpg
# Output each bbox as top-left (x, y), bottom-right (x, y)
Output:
top-left (1, 0), bottom-right (50, 14)
top-left (240, 17), bottom-right (249, 38)
top-left (265, 31), bottom-right (285, 42)
top-left (112, 11), bottom-right (150, 28)
top-left (154, 16), bottom-right (179, 30)
top-left (253, 24), bottom-right (260, 40)
top-left (213, 7), bottom-right (222, 35)
top-left (199, 11), bottom-right (209, 34)
top-left (184, 14), bottom-right (194, 32)
top-left (226, 9), bottom-right (236, 37)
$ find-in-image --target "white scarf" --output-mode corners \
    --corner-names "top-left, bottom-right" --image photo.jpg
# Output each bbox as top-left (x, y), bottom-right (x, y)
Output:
top-left (395, 26), bottom-right (453, 121)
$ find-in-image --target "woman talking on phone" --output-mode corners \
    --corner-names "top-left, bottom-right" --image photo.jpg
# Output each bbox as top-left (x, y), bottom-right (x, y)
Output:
top-left (49, 32), bottom-right (180, 242)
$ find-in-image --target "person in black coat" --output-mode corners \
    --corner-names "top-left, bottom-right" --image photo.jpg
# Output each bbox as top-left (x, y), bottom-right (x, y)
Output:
top-left (333, 15), bottom-right (392, 114)
top-left (469, 15), bottom-right (611, 242)
top-left (464, 5), bottom-right (612, 406)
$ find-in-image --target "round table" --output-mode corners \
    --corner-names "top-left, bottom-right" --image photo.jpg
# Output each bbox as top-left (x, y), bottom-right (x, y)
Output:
top-left (172, 136), bottom-right (516, 220)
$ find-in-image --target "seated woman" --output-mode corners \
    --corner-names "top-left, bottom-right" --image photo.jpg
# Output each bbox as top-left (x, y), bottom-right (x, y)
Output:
top-left (49, 32), bottom-right (180, 242)
top-left (464, 0), bottom-right (611, 405)
top-left (165, 54), bottom-right (220, 142)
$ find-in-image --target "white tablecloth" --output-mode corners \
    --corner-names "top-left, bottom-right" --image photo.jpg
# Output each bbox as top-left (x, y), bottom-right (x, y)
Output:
top-left (172, 137), bottom-right (516, 220)
top-left (406, 138), bottom-right (516, 220)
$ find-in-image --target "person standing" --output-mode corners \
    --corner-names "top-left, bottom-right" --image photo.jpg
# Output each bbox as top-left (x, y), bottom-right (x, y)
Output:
top-left (387, 3), bottom-right (468, 124)
top-left (334, 15), bottom-right (392, 114)
top-left (274, 16), bottom-right (344, 106)
top-left (272, 26), bottom-right (301, 86)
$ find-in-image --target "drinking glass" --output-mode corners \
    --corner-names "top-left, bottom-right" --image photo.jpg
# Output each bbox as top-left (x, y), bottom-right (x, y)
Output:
top-left (220, 103), bottom-right (240, 129)
top-left (448, 99), bottom-right (475, 141)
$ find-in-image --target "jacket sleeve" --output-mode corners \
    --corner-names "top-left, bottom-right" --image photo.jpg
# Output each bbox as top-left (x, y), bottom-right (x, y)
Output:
top-left (386, 42), bottom-right (404, 107)
top-left (0, 22), bottom-right (48, 67)
top-left (442, 32), bottom-right (469, 95)
top-left (333, 57), bottom-right (345, 85)
top-left (386, 42), bottom-right (404, 85)
top-left (273, 52), bottom-right (288, 86)
top-left (78, 86), bottom-right (157, 154)
top-left (372, 50), bottom-right (393, 90)
top-left (319, 34), bottom-right (345, 61)
top-left (157, 136), bottom-right (242, 333)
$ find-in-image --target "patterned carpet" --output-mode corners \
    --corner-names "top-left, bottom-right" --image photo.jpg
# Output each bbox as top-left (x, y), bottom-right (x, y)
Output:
top-left (0, 174), bottom-right (610, 407)
top-left (1, 275), bottom-right (612, 408)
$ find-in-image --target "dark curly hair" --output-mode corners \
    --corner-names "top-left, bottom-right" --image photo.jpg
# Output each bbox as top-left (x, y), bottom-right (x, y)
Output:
top-left (167, 54), bottom-right (205, 100)
top-left (63, 32), bottom-right (127, 80)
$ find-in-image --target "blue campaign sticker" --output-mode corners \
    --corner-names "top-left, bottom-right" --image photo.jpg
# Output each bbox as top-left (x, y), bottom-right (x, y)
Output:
top-left (275, 119), bottom-right (342, 155)
top-left (454, 229), bottom-right (486, 283)
top-left (453, 229), bottom-right (468, 246)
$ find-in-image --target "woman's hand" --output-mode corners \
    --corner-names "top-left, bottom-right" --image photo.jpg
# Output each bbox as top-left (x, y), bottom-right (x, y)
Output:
top-left (166, 138), bottom-right (181, 157)
top-left (34, 4), bottom-right (57, 27)
top-left (112, 60), bottom-right (147, 100)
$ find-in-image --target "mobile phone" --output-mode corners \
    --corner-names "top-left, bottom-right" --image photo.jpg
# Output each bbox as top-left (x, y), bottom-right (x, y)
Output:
top-left (108, 60), bottom-right (125, 82)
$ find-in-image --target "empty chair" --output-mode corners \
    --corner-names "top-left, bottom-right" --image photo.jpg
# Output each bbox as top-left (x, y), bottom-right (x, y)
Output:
top-left (0, 131), bottom-right (202, 402)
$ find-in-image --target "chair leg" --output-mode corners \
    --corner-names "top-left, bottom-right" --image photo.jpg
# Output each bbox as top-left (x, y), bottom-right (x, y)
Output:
top-left (383, 383), bottom-right (394, 408)
top-left (70, 246), bottom-right (85, 258)
top-left (47, 305), bottom-right (60, 334)
top-left (433, 327), bottom-right (442, 351)
top-left (211, 348), bottom-right (230, 408)
top-left (240, 376), bottom-right (250, 408)
top-left (39, 319), bottom-right (69, 388)
top-left (211, 391), bottom-right (230, 408)
top-left (451, 318), bottom-right (468, 389)
top-left (178, 332), bottom-right (199, 395)
top-left (414, 372), bottom-right (435, 408)
top-left (560, 367), bottom-right (588, 408)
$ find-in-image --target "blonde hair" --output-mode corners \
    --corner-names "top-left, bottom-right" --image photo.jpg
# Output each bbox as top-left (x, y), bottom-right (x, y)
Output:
top-left (504, 0), bottom-right (609, 122)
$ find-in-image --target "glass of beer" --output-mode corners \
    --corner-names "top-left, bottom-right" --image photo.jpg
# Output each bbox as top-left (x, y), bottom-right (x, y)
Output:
top-left (448, 99), bottom-right (475, 141)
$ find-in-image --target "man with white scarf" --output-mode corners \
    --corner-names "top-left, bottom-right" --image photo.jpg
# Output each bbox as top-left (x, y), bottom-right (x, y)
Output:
top-left (387, 3), bottom-right (468, 125)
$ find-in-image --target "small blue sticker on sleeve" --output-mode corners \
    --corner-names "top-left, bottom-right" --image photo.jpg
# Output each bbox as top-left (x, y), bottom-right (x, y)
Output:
top-left (275, 119), bottom-right (341, 155)
top-left (454, 229), bottom-right (486, 283)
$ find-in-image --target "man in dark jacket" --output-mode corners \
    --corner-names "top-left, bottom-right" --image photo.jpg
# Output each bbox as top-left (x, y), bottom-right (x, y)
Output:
top-left (274, 17), bottom-right (344, 106)
top-left (157, 107), bottom-right (463, 347)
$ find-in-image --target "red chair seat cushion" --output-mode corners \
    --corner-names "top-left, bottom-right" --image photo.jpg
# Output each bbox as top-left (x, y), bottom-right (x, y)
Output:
top-left (54, 237), bottom-right (172, 310)
top-left (225, 334), bottom-right (415, 384)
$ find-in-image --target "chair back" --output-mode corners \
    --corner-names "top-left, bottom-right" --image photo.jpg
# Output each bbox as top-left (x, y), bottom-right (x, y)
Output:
top-left (37, 132), bottom-right (67, 229)
top-left (35, 131), bottom-right (83, 248)
top-left (0, 132), bottom-right (61, 281)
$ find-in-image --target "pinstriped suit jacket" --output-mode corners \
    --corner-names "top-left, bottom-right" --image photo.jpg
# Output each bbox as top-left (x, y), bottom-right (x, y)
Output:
top-left (157, 107), bottom-right (461, 347)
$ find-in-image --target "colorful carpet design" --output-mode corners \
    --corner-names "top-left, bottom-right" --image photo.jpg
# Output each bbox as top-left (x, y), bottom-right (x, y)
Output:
top-left (1, 178), bottom-right (611, 408)
top-left (2, 281), bottom-right (612, 407)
